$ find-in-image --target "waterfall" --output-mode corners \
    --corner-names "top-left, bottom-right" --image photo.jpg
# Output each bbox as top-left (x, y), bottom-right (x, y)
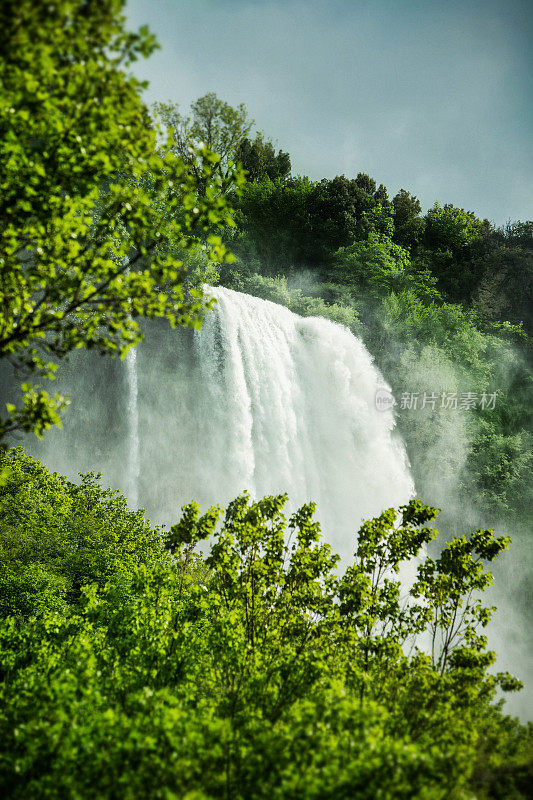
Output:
top-left (20, 286), bottom-right (528, 714)
top-left (27, 285), bottom-right (414, 553)
top-left (125, 347), bottom-right (140, 508)
top-left (177, 286), bottom-right (414, 552)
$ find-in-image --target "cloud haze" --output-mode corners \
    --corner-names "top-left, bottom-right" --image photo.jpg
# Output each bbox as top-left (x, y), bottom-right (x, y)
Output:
top-left (127, 0), bottom-right (532, 225)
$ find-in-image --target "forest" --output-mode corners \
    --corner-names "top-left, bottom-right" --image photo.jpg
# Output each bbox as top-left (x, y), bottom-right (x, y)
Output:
top-left (0, 1), bottom-right (532, 798)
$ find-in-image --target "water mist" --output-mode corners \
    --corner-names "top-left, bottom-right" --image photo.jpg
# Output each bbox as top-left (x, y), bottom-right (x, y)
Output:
top-left (28, 286), bottom-right (413, 555)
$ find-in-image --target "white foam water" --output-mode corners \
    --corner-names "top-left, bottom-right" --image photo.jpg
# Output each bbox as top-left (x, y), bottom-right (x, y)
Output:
top-left (183, 286), bottom-right (413, 552)
top-left (125, 347), bottom-right (140, 508)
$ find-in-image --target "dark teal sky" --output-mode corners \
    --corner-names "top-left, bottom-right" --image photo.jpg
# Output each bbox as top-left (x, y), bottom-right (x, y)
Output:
top-left (127, 0), bottom-right (532, 225)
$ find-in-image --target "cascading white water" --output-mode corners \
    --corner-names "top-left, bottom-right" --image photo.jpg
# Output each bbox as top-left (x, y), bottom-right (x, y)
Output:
top-left (125, 347), bottom-right (140, 508)
top-left (28, 285), bottom-right (414, 553)
top-left (175, 285), bottom-right (414, 551)
top-left (21, 285), bottom-right (529, 715)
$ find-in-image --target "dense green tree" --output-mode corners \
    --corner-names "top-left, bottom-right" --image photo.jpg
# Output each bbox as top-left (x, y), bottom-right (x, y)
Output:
top-left (0, 450), bottom-right (527, 799)
top-left (305, 174), bottom-right (394, 267)
top-left (330, 233), bottom-right (420, 297)
top-left (0, 1), bottom-right (243, 441)
top-left (230, 176), bottom-right (316, 274)
top-left (236, 132), bottom-right (291, 182)
top-left (424, 203), bottom-right (486, 252)
top-left (0, 449), bottom-right (166, 618)
top-left (470, 707), bottom-right (533, 799)
top-left (231, 172), bottom-right (395, 275)
top-left (154, 92), bottom-right (253, 182)
top-left (392, 189), bottom-right (425, 251)
top-left (468, 419), bottom-right (533, 517)
top-left (475, 222), bottom-right (533, 332)
top-left (416, 203), bottom-right (489, 300)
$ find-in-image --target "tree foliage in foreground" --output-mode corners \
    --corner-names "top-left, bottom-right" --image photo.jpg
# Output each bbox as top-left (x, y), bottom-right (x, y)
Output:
top-left (0, 449), bottom-right (530, 800)
top-left (0, 1), bottom-right (244, 441)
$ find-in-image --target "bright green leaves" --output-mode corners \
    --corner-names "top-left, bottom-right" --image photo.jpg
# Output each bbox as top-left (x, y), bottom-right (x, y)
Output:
top-left (0, 386), bottom-right (68, 440)
top-left (171, 490), bottom-right (518, 745)
top-left (169, 492), bottom-right (342, 728)
top-left (0, 1), bottom-right (245, 441)
top-left (400, 497), bottom-right (440, 526)
top-left (0, 448), bottom-right (167, 619)
top-left (424, 203), bottom-right (485, 253)
top-left (411, 527), bottom-right (510, 677)
top-left (0, 451), bottom-right (525, 798)
top-left (331, 498), bottom-right (517, 729)
top-left (331, 232), bottom-right (424, 298)
top-left (166, 502), bottom-right (221, 552)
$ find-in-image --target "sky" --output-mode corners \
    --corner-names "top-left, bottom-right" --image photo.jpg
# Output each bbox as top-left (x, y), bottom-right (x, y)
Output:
top-left (126, 0), bottom-right (532, 226)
